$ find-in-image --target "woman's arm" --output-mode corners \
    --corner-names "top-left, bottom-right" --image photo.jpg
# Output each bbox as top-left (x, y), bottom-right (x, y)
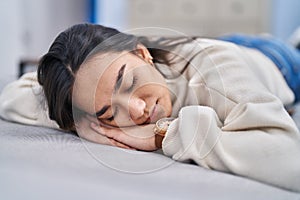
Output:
top-left (89, 100), bottom-right (300, 191)
top-left (163, 105), bottom-right (300, 192)
top-left (0, 72), bottom-right (59, 129)
top-left (161, 40), bottom-right (300, 192)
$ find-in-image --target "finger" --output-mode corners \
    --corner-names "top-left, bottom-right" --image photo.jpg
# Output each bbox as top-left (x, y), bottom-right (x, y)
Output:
top-left (90, 122), bottom-right (121, 146)
top-left (90, 122), bottom-right (120, 138)
top-left (90, 122), bottom-right (136, 150)
top-left (113, 130), bottom-right (156, 151)
top-left (86, 114), bottom-right (100, 124)
top-left (78, 129), bottom-right (111, 146)
top-left (90, 122), bottom-right (155, 151)
top-left (91, 123), bottom-right (122, 142)
top-left (78, 128), bottom-right (133, 149)
top-left (90, 122), bottom-right (106, 134)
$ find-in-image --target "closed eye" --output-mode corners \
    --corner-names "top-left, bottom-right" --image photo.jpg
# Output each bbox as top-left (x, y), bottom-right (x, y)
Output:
top-left (106, 76), bottom-right (138, 122)
top-left (106, 106), bottom-right (118, 122)
top-left (125, 76), bottom-right (138, 93)
top-left (107, 116), bottom-right (114, 121)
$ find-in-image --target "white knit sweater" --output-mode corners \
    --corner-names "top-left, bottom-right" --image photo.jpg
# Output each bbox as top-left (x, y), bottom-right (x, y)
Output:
top-left (159, 39), bottom-right (300, 192)
top-left (0, 39), bottom-right (299, 192)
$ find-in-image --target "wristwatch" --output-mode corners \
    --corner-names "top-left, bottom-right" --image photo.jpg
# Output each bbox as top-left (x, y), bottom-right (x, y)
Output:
top-left (154, 117), bottom-right (174, 136)
top-left (154, 117), bottom-right (174, 148)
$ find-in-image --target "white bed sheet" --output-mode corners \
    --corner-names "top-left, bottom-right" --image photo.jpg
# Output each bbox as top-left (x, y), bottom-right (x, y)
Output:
top-left (1, 116), bottom-right (299, 200)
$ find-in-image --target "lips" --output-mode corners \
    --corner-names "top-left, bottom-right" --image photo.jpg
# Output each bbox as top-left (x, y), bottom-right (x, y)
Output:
top-left (150, 104), bottom-right (157, 120)
top-left (143, 102), bottom-right (158, 124)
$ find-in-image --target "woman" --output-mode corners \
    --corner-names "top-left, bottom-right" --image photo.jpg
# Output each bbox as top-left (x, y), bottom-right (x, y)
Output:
top-left (0, 23), bottom-right (300, 192)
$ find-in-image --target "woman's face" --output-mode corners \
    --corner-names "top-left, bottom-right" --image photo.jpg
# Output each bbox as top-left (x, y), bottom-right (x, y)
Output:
top-left (73, 46), bottom-right (172, 127)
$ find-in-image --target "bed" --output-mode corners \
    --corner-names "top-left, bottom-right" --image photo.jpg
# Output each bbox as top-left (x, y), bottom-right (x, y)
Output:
top-left (0, 79), bottom-right (300, 200)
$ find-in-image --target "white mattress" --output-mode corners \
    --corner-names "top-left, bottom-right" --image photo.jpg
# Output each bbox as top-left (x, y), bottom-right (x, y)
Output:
top-left (1, 105), bottom-right (300, 199)
top-left (2, 33), bottom-right (300, 199)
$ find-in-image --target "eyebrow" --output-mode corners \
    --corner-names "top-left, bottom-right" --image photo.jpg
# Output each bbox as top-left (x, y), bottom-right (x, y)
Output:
top-left (95, 64), bottom-right (126, 118)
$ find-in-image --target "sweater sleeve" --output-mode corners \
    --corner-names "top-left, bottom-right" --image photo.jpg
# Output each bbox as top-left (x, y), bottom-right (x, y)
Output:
top-left (163, 105), bottom-right (300, 192)
top-left (162, 40), bottom-right (300, 192)
top-left (0, 72), bottom-right (59, 129)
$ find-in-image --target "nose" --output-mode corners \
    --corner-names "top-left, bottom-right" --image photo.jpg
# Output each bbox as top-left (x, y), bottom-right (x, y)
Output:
top-left (129, 96), bottom-right (146, 120)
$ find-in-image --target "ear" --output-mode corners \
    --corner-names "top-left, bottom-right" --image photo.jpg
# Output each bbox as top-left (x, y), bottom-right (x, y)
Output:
top-left (135, 44), bottom-right (153, 64)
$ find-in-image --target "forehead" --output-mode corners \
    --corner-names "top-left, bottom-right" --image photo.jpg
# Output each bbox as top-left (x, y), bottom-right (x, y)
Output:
top-left (72, 52), bottom-right (126, 114)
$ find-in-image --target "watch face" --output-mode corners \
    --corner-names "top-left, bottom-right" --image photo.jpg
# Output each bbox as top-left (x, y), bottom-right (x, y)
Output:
top-left (156, 117), bottom-right (175, 131)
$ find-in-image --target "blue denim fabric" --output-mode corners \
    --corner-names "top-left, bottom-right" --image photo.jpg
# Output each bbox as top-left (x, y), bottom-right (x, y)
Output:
top-left (219, 34), bottom-right (300, 102)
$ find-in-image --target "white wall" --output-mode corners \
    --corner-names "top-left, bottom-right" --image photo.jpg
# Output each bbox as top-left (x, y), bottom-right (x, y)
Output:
top-left (94, 0), bottom-right (272, 37)
top-left (0, 0), bottom-right (88, 85)
top-left (94, 0), bottom-right (300, 40)
top-left (0, 0), bottom-right (24, 84)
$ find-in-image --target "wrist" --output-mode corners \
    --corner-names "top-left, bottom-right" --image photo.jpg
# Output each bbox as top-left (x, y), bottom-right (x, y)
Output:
top-left (155, 133), bottom-right (165, 149)
top-left (153, 117), bottom-right (174, 149)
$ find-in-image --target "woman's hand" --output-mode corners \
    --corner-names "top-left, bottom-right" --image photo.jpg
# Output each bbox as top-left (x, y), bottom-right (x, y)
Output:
top-left (90, 119), bottom-right (158, 151)
top-left (75, 115), bottom-right (136, 150)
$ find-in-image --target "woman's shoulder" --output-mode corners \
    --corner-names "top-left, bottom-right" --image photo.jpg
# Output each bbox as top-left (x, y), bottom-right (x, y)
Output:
top-left (169, 37), bottom-right (240, 61)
